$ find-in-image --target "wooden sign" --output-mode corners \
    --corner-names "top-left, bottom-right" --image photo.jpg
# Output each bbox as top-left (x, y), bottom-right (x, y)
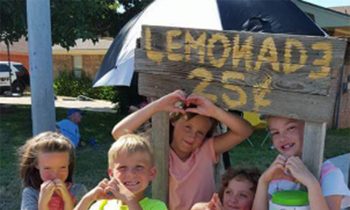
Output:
top-left (134, 25), bottom-right (348, 203)
top-left (135, 25), bottom-right (348, 123)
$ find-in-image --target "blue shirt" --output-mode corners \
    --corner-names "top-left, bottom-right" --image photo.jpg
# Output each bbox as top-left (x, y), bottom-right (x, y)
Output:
top-left (57, 119), bottom-right (80, 148)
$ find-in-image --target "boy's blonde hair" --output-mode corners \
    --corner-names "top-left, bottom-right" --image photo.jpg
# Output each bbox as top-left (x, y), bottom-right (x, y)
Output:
top-left (108, 134), bottom-right (154, 168)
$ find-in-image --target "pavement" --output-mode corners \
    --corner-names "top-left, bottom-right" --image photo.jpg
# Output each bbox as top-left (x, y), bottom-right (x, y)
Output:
top-left (0, 94), bottom-right (117, 113)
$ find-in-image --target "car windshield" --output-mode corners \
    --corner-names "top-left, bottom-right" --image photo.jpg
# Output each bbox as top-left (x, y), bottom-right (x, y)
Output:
top-left (13, 64), bottom-right (28, 73)
top-left (0, 64), bottom-right (11, 73)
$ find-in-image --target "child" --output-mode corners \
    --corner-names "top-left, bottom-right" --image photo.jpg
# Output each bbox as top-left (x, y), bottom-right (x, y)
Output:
top-left (252, 115), bottom-right (350, 210)
top-left (19, 131), bottom-right (87, 210)
top-left (191, 168), bottom-right (261, 210)
top-left (112, 90), bottom-right (253, 210)
top-left (74, 134), bottom-right (167, 210)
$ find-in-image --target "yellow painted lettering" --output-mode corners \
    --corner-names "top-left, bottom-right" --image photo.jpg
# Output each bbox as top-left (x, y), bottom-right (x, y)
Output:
top-left (185, 31), bottom-right (206, 63)
top-left (232, 35), bottom-right (253, 71)
top-left (207, 33), bottom-right (231, 68)
top-left (188, 68), bottom-right (217, 102)
top-left (145, 27), bottom-right (164, 63)
top-left (221, 71), bottom-right (247, 108)
top-left (283, 38), bottom-right (307, 74)
top-left (255, 37), bottom-right (279, 72)
top-left (309, 42), bottom-right (332, 79)
top-left (166, 29), bottom-right (183, 62)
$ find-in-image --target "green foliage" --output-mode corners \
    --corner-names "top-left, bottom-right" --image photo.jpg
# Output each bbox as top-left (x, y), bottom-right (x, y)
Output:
top-left (53, 71), bottom-right (118, 102)
top-left (0, 0), bottom-right (27, 45)
top-left (0, 0), bottom-right (152, 49)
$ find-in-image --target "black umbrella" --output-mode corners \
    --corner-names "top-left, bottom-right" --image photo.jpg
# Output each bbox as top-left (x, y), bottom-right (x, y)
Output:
top-left (93, 0), bottom-right (326, 87)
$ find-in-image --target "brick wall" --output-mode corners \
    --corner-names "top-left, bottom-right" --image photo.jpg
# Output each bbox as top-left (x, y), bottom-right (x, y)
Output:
top-left (52, 55), bottom-right (73, 78)
top-left (0, 53), bottom-right (29, 69)
top-left (82, 55), bottom-right (104, 79)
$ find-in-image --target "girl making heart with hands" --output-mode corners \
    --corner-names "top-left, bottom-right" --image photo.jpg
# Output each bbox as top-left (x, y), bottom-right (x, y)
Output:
top-left (19, 132), bottom-right (86, 210)
top-left (252, 116), bottom-right (350, 210)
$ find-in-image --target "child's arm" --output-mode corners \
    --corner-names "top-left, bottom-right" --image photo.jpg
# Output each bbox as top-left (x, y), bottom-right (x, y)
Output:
top-left (74, 179), bottom-right (111, 210)
top-left (185, 94), bottom-right (253, 156)
top-left (285, 157), bottom-right (330, 210)
top-left (252, 155), bottom-right (287, 210)
top-left (112, 90), bottom-right (186, 139)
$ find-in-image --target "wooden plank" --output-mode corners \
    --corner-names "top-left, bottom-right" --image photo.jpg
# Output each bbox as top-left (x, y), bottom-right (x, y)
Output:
top-left (141, 25), bottom-right (347, 68)
top-left (151, 111), bottom-right (169, 203)
top-left (135, 26), bottom-right (348, 123)
top-left (138, 73), bottom-right (335, 123)
top-left (302, 122), bottom-right (326, 177)
top-left (135, 49), bottom-right (334, 95)
top-left (344, 39), bottom-right (350, 65)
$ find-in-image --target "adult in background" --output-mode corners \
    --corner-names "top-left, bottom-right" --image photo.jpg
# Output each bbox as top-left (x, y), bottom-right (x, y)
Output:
top-left (57, 108), bottom-right (83, 148)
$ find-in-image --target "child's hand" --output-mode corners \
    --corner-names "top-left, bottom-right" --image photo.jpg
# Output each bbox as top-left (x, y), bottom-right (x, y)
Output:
top-left (83, 178), bottom-right (113, 203)
top-left (185, 94), bottom-right (217, 118)
top-left (156, 89), bottom-right (187, 114)
top-left (38, 180), bottom-right (56, 208)
top-left (261, 155), bottom-right (290, 183)
top-left (285, 156), bottom-right (318, 187)
top-left (105, 178), bottom-right (137, 205)
top-left (191, 194), bottom-right (223, 210)
top-left (53, 179), bottom-right (74, 207)
top-left (208, 193), bottom-right (223, 210)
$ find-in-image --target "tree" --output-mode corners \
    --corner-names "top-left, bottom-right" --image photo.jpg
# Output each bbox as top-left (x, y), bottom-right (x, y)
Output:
top-left (0, 0), bottom-right (152, 49)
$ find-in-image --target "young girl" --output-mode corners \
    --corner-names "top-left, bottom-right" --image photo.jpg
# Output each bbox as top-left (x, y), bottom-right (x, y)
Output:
top-left (19, 131), bottom-right (86, 210)
top-left (112, 89), bottom-right (253, 210)
top-left (252, 115), bottom-right (350, 210)
top-left (191, 168), bottom-right (261, 210)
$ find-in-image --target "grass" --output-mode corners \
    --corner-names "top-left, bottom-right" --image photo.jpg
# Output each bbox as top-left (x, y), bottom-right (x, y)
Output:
top-left (0, 105), bottom-right (349, 209)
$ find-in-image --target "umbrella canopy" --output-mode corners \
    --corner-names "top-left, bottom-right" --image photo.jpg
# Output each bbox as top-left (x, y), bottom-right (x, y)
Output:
top-left (93, 0), bottom-right (326, 87)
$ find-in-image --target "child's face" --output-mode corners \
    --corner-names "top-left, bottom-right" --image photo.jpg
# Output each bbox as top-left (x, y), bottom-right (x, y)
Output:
top-left (268, 116), bottom-right (305, 157)
top-left (171, 115), bottom-right (213, 160)
top-left (36, 151), bottom-right (70, 182)
top-left (222, 178), bottom-right (255, 210)
top-left (108, 151), bottom-right (156, 197)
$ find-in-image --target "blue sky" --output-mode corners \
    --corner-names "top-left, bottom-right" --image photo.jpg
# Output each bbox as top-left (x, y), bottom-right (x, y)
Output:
top-left (302, 0), bottom-right (350, 7)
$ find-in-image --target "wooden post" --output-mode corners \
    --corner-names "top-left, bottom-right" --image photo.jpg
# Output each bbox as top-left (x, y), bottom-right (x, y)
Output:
top-left (151, 112), bottom-right (169, 203)
top-left (302, 122), bottom-right (326, 178)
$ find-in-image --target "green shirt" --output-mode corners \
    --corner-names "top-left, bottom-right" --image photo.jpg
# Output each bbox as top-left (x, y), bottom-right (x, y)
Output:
top-left (89, 197), bottom-right (167, 210)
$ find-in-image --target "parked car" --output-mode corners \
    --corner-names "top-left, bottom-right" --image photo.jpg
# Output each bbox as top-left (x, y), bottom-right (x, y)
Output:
top-left (0, 61), bottom-right (30, 94)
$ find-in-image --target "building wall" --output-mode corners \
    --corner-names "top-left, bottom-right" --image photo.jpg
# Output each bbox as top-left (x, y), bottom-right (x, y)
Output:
top-left (82, 55), bottom-right (104, 79)
top-left (0, 53), bottom-right (29, 69)
top-left (52, 54), bottom-right (104, 80)
top-left (52, 55), bottom-right (73, 78)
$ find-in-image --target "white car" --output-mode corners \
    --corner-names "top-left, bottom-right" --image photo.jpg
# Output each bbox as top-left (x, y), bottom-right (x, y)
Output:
top-left (0, 61), bottom-right (30, 94)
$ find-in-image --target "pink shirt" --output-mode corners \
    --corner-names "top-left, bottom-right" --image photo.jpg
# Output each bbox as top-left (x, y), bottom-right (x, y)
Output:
top-left (169, 138), bottom-right (218, 210)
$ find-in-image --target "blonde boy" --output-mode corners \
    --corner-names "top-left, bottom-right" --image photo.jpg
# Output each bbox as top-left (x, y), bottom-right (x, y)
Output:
top-left (75, 134), bottom-right (167, 210)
